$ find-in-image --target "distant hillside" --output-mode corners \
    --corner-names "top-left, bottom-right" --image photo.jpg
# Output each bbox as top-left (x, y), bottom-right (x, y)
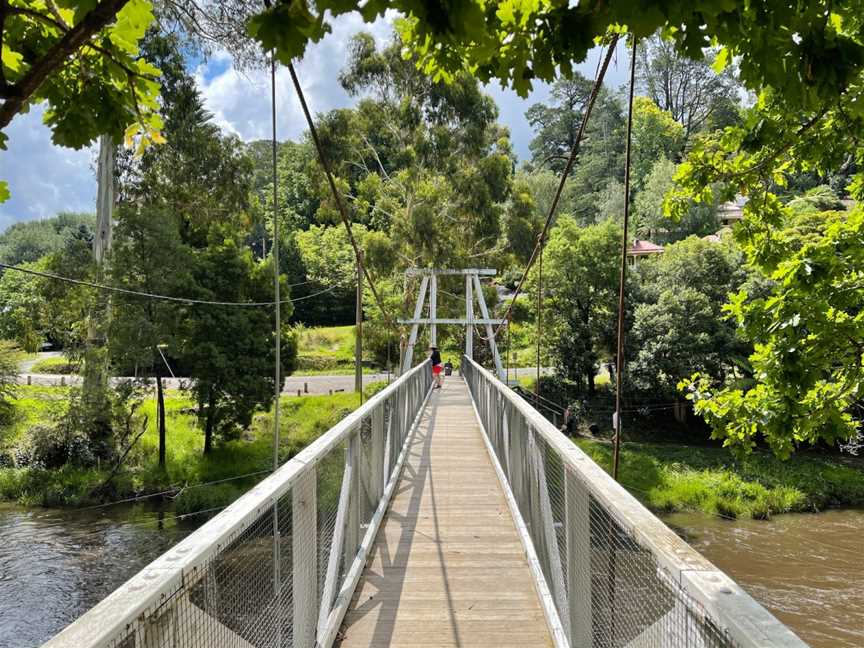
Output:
top-left (0, 212), bottom-right (95, 266)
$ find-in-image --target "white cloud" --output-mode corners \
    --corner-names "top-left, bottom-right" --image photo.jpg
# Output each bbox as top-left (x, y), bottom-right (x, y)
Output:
top-left (0, 15), bottom-right (630, 229)
top-left (0, 104), bottom-right (96, 228)
top-left (196, 12), bottom-right (398, 143)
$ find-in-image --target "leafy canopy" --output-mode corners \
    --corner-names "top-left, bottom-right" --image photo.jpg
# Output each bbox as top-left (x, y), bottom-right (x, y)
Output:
top-left (1, 0), bottom-right (164, 201)
top-left (250, 0), bottom-right (864, 109)
top-left (683, 207), bottom-right (864, 458)
top-left (1, 0), bottom-right (162, 147)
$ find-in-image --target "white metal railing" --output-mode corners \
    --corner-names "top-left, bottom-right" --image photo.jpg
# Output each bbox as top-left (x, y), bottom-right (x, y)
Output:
top-left (44, 360), bottom-right (433, 648)
top-left (462, 356), bottom-right (807, 648)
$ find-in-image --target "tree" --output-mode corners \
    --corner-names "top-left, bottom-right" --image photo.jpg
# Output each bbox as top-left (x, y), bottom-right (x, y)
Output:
top-left (118, 32), bottom-right (253, 248)
top-left (534, 218), bottom-right (623, 394)
top-left (526, 79), bottom-right (625, 223)
top-left (0, 0), bottom-right (163, 200)
top-left (787, 185), bottom-right (846, 215)
top-left (526, 74), bottom-right (594, 170)
top-left (0, 212), bottom-right (95, 265)
top-left (631, 97), bottom-right (685, 190)
top-left (637, 34), bottom-right (740, 138)
top-left (182, 237), bottom-right (296, 454)
top-left (108, 205), bottom-right (194, 466)
top-left (503, 177), bottom-right (542, 264)
top-left (114, 32), bottom-right (295, 456)
top-left (298, 32), bottom-right (513, 276)
top-left (294, 224), bottom-right (364, 326)
top-left (634, 158), bottom-right (719, 243)
top-left (630, 236), bottom-right (748, 397)
top-left (683, 207), bottom-right (864, 457)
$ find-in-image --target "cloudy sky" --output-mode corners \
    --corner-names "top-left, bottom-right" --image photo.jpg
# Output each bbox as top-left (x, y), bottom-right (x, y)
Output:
top-left (0, 14), bottom-right (628, 228)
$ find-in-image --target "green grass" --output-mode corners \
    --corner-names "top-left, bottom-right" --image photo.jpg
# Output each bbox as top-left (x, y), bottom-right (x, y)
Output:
top-left (576, 439), bottom-right (864, 520)
top-left (1, 385), bottom-right (69, 447)
top-left (29, 356), bottom-right (78, 374)
top-left (0, 382), bottom-right (384, 509)
top-left (296, 324), bottom-right (358, 372)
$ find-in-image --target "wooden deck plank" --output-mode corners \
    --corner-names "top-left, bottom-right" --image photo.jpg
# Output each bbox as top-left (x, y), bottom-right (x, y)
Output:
top-left (337, 379), bottom-right (553, 648)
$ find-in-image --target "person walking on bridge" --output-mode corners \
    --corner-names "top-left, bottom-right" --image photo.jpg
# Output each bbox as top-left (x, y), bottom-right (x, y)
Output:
top-left (429, 345), bottom-right (443, 389)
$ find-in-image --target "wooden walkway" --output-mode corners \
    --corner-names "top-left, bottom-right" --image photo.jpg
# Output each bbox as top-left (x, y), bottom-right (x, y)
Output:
top-left (337, 379), bottom-right (553, 647)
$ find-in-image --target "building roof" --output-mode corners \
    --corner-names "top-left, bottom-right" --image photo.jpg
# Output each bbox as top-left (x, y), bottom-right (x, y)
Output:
top-left (627, 239), bottom-right (664, 256)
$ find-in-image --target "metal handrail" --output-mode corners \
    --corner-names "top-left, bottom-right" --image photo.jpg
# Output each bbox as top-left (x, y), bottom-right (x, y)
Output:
top-left (44, 359), bottom-right (433, 648)
top-left (463, 356), bottom-right (806, 648)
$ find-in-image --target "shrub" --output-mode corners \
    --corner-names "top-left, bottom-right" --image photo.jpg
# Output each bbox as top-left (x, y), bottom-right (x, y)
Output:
top-left (0, 340), bottom-right (19, 424)
top-left (15, 423), bottom-right (94, 469)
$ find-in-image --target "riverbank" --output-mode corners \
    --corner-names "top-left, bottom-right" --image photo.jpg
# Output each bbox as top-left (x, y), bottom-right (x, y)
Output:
top-left (578, 438), bottom-right (864, 519)
top-left (0, 383), bottom-right (382, 510)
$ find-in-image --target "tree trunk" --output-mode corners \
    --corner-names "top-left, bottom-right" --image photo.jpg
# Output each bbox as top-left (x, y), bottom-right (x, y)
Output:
top-left (587, 370), bottom-right (596, 396)
top-left (204, 388), bottom-right (215, 455)
top-left (156, 373), bottom-right (166, 467)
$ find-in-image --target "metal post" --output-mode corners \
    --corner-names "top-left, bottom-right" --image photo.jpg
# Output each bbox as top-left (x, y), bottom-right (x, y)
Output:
top-left (292, 469), bottom-right (318, 646)
top-left (465, 274), bottom-right (473, 359)
top-left (566, 470), bottom-right (593, 647)
top-left (472, 273), bottom-right (504, 379)
top-left (429, 274), bottom-right (437, 347)
top-left (355, 250), bottom-right (364, 399)
top-left (505, 317), bottom-right (510, 385)
top-left (401, 277), bottom-right (429, 374)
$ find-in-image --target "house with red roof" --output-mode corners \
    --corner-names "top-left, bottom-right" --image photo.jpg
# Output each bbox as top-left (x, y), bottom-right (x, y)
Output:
top-left (626, 239), bottom-right (664, 265)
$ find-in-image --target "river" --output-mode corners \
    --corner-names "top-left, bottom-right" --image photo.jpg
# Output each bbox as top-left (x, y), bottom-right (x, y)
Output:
top-left (1, 504), bottom-right (862, 647)
top-left (0, 503), bottom-right (199, 648)
top-left (667, 509), bottom-right (864, 648)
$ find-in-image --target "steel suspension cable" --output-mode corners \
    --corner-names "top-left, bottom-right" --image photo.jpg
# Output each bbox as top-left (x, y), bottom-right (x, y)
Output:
top-left (536, 232), bottom-right (543, 398)
top-left (286, 63), bottom-right (398, 333)
top-left (494, 35), bottom-right (620, 337)
top-left (268, 48), bottom-right (283, 648)
top-left (612, 35), bottom-right (638, 482)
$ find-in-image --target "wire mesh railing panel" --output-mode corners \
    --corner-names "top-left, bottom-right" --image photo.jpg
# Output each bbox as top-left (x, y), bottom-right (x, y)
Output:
top-left (462, 356), bottom-right (806, 648)
top-left (45, 360), bottom-right (433, 648)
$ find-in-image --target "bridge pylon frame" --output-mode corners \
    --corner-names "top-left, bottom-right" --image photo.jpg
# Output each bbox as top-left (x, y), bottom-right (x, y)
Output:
top-left (398, 268), bottom-right (505, 379)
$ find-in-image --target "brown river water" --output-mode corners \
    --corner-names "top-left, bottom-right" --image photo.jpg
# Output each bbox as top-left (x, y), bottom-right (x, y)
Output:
top-left (667, 509), bottom-right (864, 648)
top-left (0, 504), bottom-right (861, 646)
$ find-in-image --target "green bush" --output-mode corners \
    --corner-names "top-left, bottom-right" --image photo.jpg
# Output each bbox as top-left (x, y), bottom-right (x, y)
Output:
top-left (0, 340), bottom-right (19, 424)
top-left (15, 423), bottom-right (94, 469)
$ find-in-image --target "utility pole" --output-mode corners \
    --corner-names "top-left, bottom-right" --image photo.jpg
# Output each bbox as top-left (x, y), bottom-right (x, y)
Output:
top-left (355, 250), bottom-right (364, 399)
top-left (83, 134), bottom-right (114, 439)
top-left (94, 135), bottom-right (113, 266)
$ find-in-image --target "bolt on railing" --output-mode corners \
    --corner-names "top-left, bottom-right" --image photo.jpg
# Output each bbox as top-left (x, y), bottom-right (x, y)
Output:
top-left (43, 360), bottom-right (433, 648)
top-left (462, 355), bottom-right (806, 648)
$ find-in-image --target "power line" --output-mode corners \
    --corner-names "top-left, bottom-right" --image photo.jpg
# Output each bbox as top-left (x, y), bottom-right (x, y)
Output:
top-left (0, 262), bottom-right (343, 306)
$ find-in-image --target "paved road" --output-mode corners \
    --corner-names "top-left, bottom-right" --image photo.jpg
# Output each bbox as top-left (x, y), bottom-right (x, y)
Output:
top-left (15, 371), bottom-right (395, 395)
top-left (16, 352), bottom-right (549, 394)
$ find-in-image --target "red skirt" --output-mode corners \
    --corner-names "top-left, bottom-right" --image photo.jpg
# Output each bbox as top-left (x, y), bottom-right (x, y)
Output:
top-left (432, 364), bottom-right (443, 375)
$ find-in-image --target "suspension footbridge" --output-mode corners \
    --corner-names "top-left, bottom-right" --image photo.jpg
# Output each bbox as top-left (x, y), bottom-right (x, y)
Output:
top-left (43, 356), bottom-right (805, 648)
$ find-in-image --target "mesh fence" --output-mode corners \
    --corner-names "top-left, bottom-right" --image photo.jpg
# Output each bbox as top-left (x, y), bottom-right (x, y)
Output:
top-left (46, 361), bottom-right (433, 648)
top-left (463, 357), bottom-right (801, 648)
